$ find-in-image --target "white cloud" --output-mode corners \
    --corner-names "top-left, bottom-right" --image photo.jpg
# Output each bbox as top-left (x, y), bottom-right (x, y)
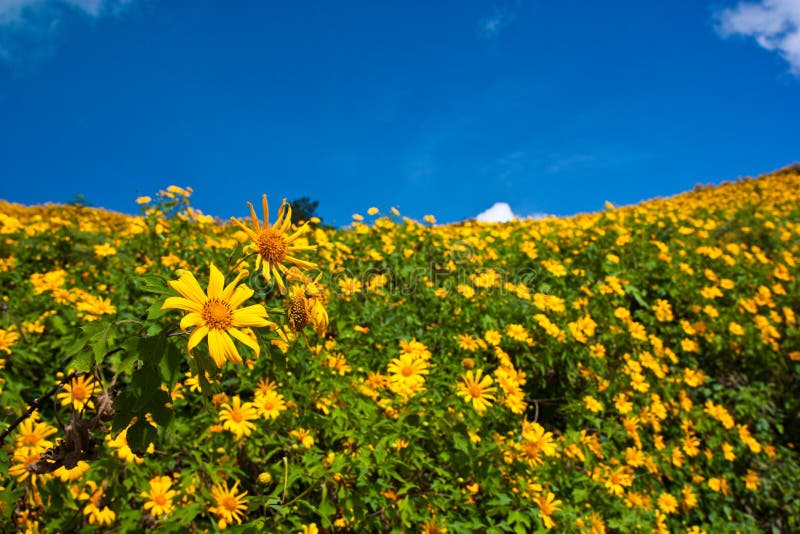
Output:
top-left (476, 202), bottom-right (517, 222)
top-left (0, 0), bottom-right (132, 64)
top-left (478, 1), bottom-right (521, 38)
top-left (716, 0), bottom-right (800, 74)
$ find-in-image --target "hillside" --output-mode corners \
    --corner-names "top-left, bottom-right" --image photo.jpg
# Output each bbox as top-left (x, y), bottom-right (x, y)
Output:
top-left (1, 167), bottom-right (799, 532)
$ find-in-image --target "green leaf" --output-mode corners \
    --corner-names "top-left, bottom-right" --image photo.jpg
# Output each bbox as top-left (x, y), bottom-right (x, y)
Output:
top-left (127, 419), bottom-right (158, 455)
top-left (137, 334), bottom-right (166, 366)
top-left (147, 390), bottom-right (173, 428)
top-left (71, 349), bottom-right (94, 373)
top-left (83, 321), bottom-right (116, 365)
top-left (140, 274), bottom-right (171, 295)
top-left (159, 342), bottom-right (183, 389)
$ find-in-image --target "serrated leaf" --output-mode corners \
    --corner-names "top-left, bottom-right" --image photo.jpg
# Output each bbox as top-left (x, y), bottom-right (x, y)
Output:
top-left (71, 350), bottom-right (94, 373)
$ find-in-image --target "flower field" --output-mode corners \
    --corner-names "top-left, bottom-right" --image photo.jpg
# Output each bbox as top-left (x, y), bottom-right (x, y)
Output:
top-left (1, 166), bottom-right (799, 533)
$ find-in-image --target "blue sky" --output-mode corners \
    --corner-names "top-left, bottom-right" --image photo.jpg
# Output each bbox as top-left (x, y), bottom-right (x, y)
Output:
top-left (1, 0), bottom-right (798, 226)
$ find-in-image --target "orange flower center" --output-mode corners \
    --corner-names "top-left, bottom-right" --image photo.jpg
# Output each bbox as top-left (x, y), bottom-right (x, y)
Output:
top-left (230, 408), bottom-right (244, 422)
top-left (22, 433), bottom-right (41, 445)
top-left (468, 384), bottom-right (483, 398)
top-left (202, 299), bottom-right (233, 330)
top-left (153, 493), bottom-right (167, 506)
top-left (256, 227), bottom-right (288, 264)
top-left (220, 495), bottom-right (239, 512)
top-left (401, 365), bottom-right (415, 377)
top-left (72, 383), bottom-right (90, 401)
top-left (522, 441), bottom-right (541, 459)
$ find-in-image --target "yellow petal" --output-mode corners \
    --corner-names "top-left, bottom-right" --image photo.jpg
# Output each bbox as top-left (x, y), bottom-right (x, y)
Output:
top-left (248, 200), bottom-right (262, 232)
top-left (228, 285), bottom-right (255, 310)
top-left (233, 219), bottom-right (258, 241)
top-left (232, 305), bottom-right (272, 327)
top-left (168, 271), bottom-right (207, 304)
top-left (207, 263), bottom-right (224, 299)
top-left (187, 325), bottom-right (209, 352)
top-left (228, 327), bottom-right (260, 358)
top-left (222, 272), bottom-right (249, 303)
top-left (219, 330), bottom-right (243, 365)
top-left (285, 255), bottom-right (317, 269)
top-left (180, 312), bottom-right (204, 331)
top-left (162, 296), bottom-right (203, 312)
top-left (280, 203), bottom-right (293, 232)
top-left (207, 329), bottom-right (227, 367)
top-left (261, 194), bottom-right (270, 227)
top-left (274, 199), bottom-right (287, 229)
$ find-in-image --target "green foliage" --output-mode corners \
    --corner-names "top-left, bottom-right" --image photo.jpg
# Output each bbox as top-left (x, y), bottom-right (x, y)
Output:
top-left (1, 170), bottom-right (800, 532)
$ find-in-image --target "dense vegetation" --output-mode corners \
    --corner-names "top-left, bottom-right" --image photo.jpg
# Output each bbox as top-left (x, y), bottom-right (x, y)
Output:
top-left (1, 167), bottom-right (799, 533)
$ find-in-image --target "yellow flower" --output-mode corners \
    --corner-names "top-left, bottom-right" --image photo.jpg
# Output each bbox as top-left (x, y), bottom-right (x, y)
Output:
top-left (338, 276), bottom-right (362, 295)
top-left (534, 491), bottom-right (562, 529)
top-left (518, 422), bottom-right (558, 466)
top-left (107, 426), bottom-right (152, 464)
top-left (657, 492), bottom-right (678, 514)
top-left (286, 283), bottom-right (328, 336)
top-left (744, 469), bottom-right (760, 491)
top-left (135, 196), bottom-right (152, 204)
top-left (209, 480), bottom-right (249, 529)
top-left (300, 523), bottom-right (319, 534)
top-left (161, 263), bottom-right (273, 367)
top-left (456, 369), bottom-right (497, 414)
top-left (255, 390), bottom-right (287, 420)
top-left (602, 465), bottom-right (634, 496)
top-left (80, 481), bottom-right (116, 526)
top-left (388, 353), bottom-right (430, 388)
top-left (8, 449), bottom-right (42, 484)
top-left (54, 460), bottom-right (90, 482)
top-left (0, 327), bottom-right (20, 354)
top-left (584, 395), bottom-right (603, 413)
top-left (75, 294), bottom-right (117, 320)
top-left (652, 299), bottom-right (674, 322)
top-left (14, 414), bottom-right (57, 455)
top-left (729, 322), bottom-right (745, 336)
top-left (93, 243), bottom-right (117, 257)
top-left (141, 475), bottom-right (177, 518)
top-left (233, 195), bottom-right (317, 293)
top-left (290, 427), bottom-right (315, 448)
top-left (57, 374), bottom-right (98, 411)
top-left (218, 396), bottom-right (259, 439)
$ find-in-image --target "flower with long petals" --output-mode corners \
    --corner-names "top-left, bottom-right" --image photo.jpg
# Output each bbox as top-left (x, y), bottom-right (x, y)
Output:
top-left (456, 369), bottom-right (497, 414)
top-left (233, 195), bottom-right (317, 293)
top-left (218, 396), bottom-right (259, 439)
top-left (209, 480), bottom-right (249, 529)
top-left (162, 263), bottom-right (274, 367)
top-left (141, 475), bottom-right (177, 518)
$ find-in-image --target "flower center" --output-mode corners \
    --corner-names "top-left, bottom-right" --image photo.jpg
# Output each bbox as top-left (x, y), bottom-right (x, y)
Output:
top-left (256, 228), bottom-right (288, 265)
top-left (288, 296), bottom-right (308, 332)
top-left (468, 384), bottom-right (483, 398)
top-left (523, 441), bottom-right (541, 458)
top-left (221, 495), bottom-right (239, 512)
top-left (72, 384), bottom-right (89, 401)
top-left (402, 365), bottom-right (414, 377)
top-left (22, 433), bottom-right (40, 445)
top-left (154, 494), bottom-right (167, 506)
top-left (202, 299), bottom-right (233, 330)
top-left (230, 409), bottom-right (243, 423)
